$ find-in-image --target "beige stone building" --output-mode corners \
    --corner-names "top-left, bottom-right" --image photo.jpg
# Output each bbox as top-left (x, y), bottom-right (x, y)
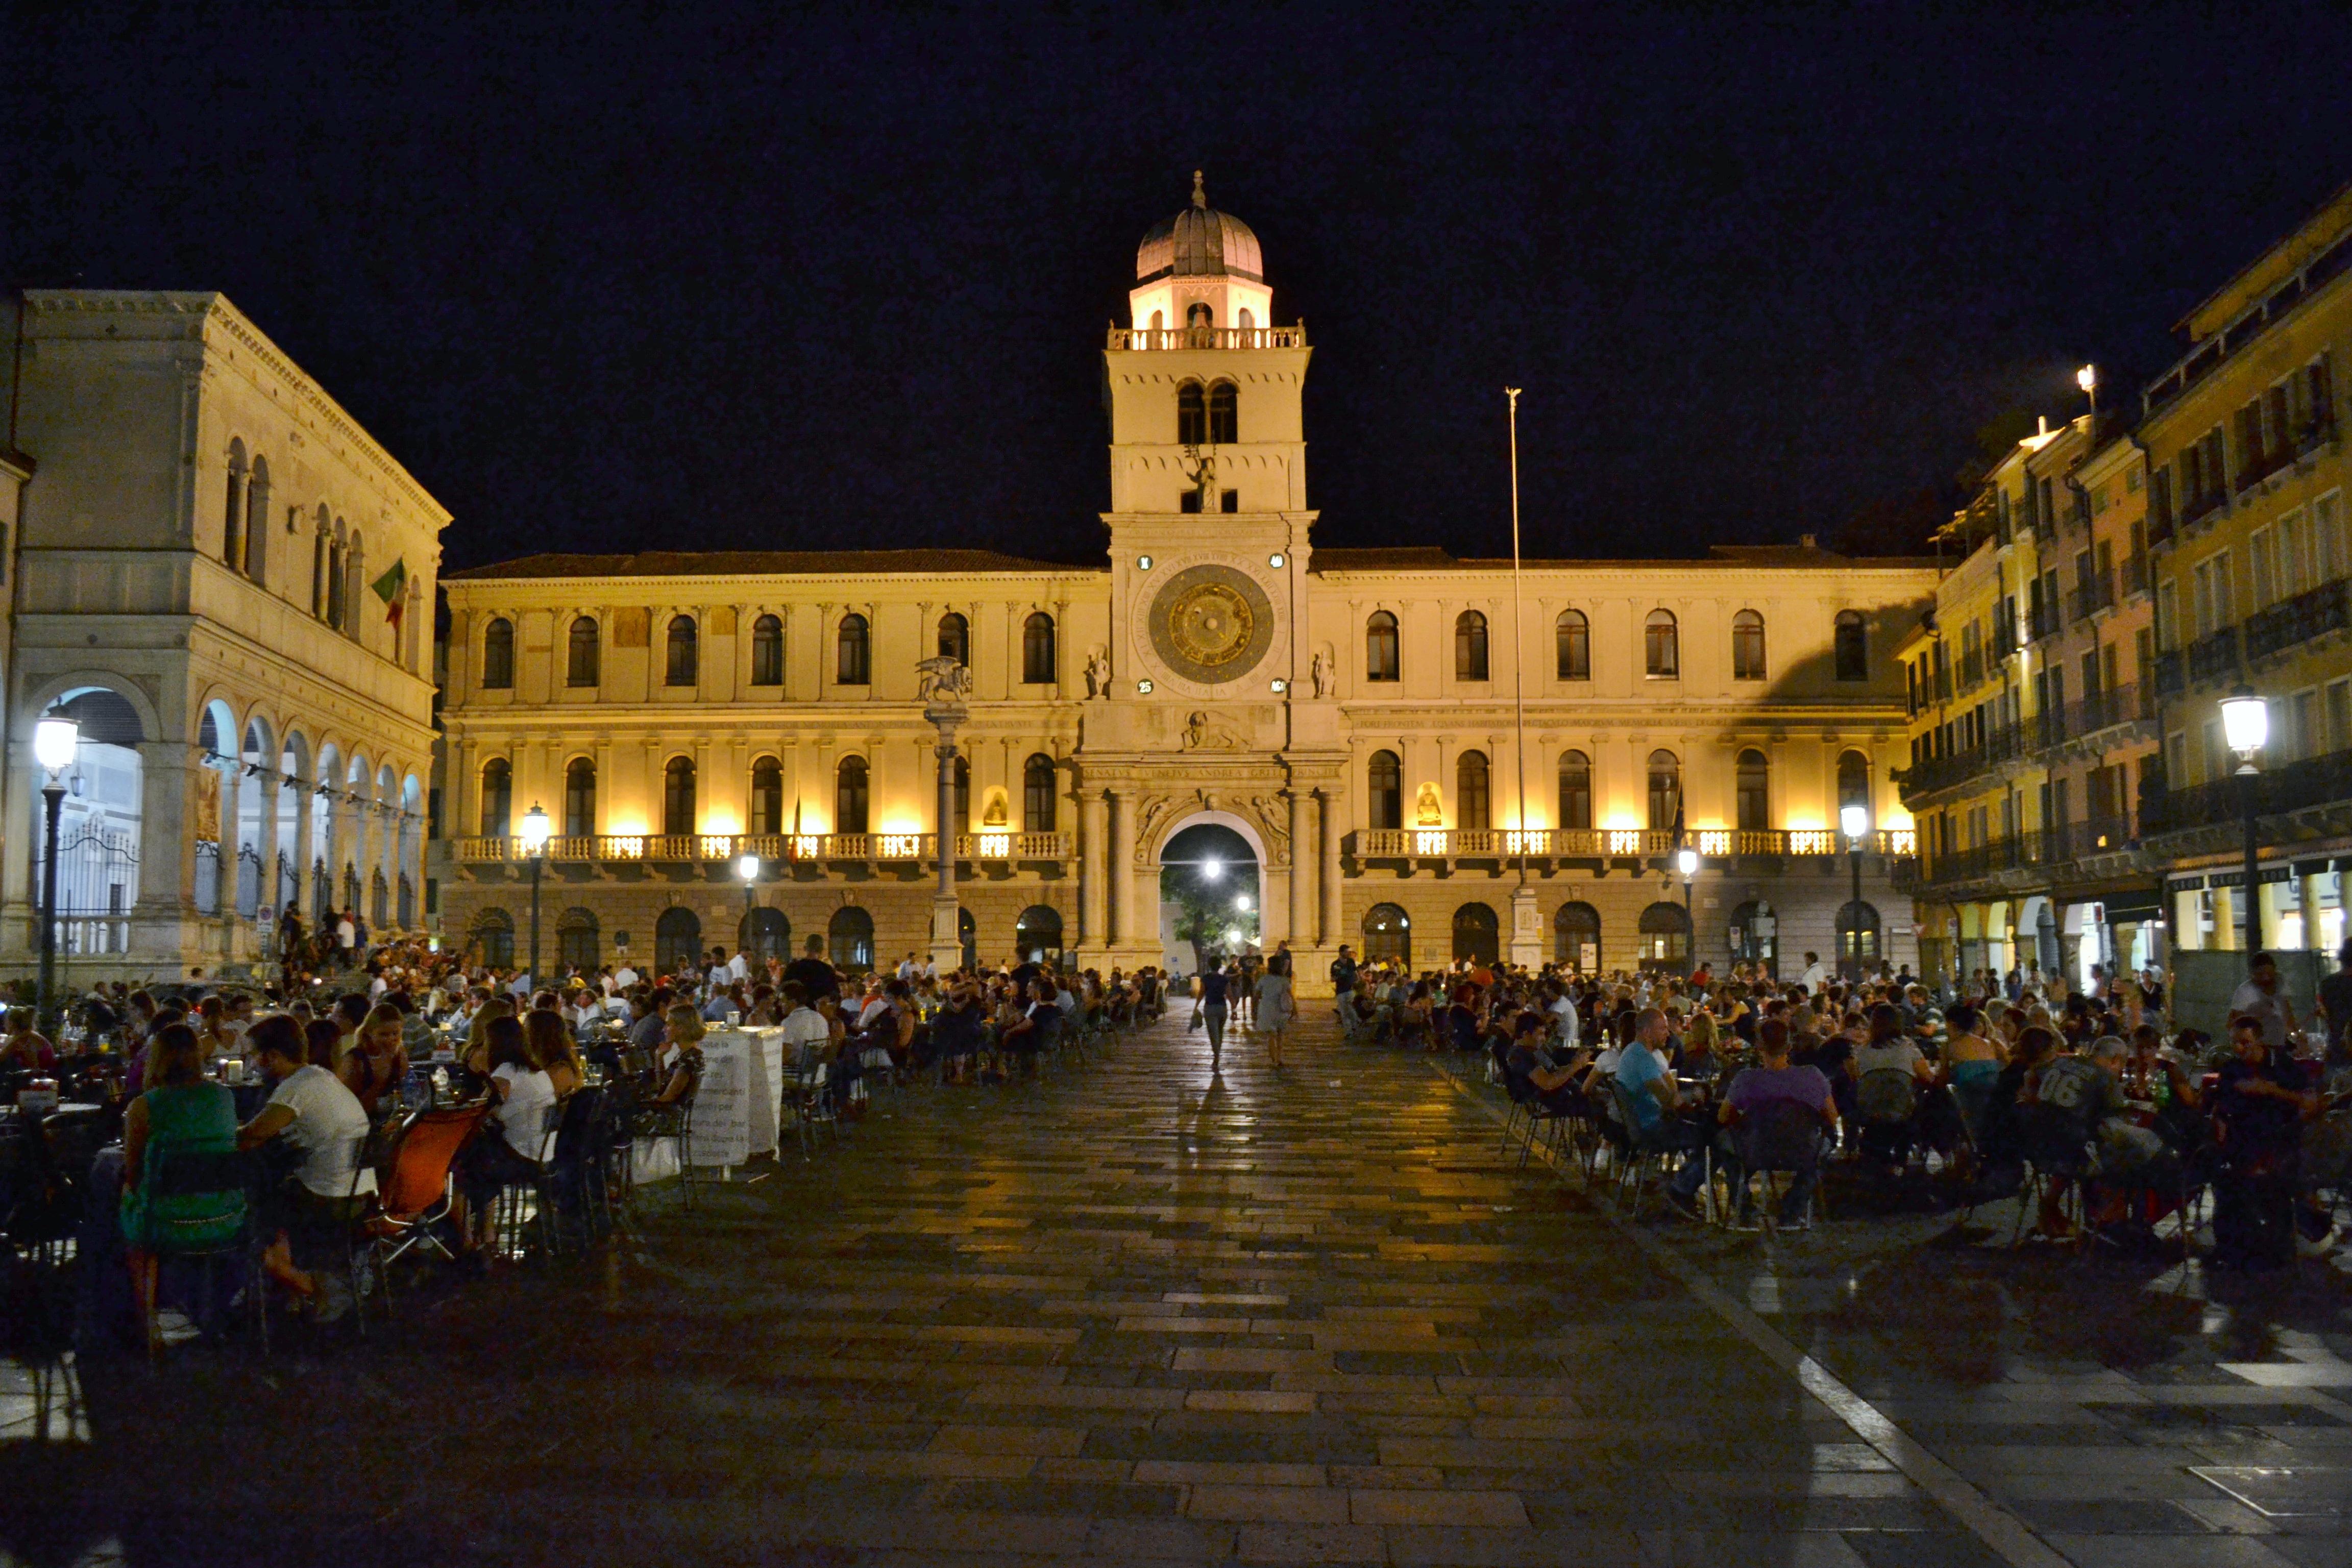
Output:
top-left (0, 290), bottom-right (446, 983)
top-left (435, 182), bottom-right (1937, 991)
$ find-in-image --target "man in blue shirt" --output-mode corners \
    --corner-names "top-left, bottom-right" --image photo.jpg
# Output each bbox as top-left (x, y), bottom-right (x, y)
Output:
top-left (1618, 1008), bottom-right (1709, 1219)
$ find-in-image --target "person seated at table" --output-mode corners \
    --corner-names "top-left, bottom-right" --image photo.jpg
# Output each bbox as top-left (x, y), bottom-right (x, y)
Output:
top-left (526, 1007), bottom-right (584, 1100)
top-left (454, 1014), bottom-right (558, 1258)
top-left (336, 1002), bottom-right (411, 1115)
top-left (236, 1014), bottom-right (375, 1320)
top-left (0, 1008), bottom-right (57, 1072)
top-left (1850, 1003), bottom-right (1933, 1171)
top-left (303, 1017), bottom-right (345, 1072)
top-left (1618, 1008), bottom-right (1710, 1221)
top-left (120, 1021), bottom-right (246, 1324)
top-left (626, 987), bottom-right (671, 1055)
top-left (1693, 1017), bottom-right (1837, 1227)
top-left (641, 1006), bottom-right (705, 1110)
top-left (929, 975), bottom-right (985, 1082)
top-left (1504, 1011), bottom-right (1588, 1114)
top-left (996, 978), bottom-right (1055, 1076)
top-left (1678, 1008), bottom-right (1726, 1081)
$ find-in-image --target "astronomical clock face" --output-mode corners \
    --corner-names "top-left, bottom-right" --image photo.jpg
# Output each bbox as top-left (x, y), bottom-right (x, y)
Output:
top-left (1146, 563), bottom-right (1276, 685)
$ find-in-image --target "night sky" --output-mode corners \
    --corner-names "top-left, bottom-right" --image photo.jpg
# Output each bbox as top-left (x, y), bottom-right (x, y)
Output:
top-left (8, 6), bottom-right (2351, 571)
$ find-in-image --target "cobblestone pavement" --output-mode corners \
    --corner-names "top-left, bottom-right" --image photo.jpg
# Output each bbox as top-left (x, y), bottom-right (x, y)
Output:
top-left (9, 1013), bottom-right (2352, 1566)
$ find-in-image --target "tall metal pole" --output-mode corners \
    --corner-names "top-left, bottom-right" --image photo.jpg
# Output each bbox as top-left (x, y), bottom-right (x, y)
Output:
top-left (1849, 839), bottom-right (1864, 980)
top-left (37, 780), bottom-right (63, 1037)
top-left (2240, 769), bottom-right (2264, 952)
top-left (527, 849), bottom-right (542, 994)
top-left (1507, 387), bottom-right (1527, 885)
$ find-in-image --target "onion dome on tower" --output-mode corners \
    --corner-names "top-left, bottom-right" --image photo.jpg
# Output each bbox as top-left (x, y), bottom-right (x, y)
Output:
top-left (1127, 172), bottom-right (1275, 336)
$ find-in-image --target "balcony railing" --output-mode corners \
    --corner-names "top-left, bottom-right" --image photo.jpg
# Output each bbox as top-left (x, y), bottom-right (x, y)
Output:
top-left (1959, 648), bottom-right (1986, 691)
top-left (1918, 818), bottom-right (2136, 887)
top-left (2120, 552), bottom-right (2149, 597)
top-left (2244, 578), bottom-right (2351, 664)
top-left (2146, 746), bottom-right (2352, 837)
top-left (2154, 648), bottom-right (2185, 697)
top-left (2027, 600), bottom-right (2063, 641)
top-left (2065, 682), bottom-right (2151, 740)
top-left (1106, 325), bottom-right (1308, 351)
top-left (1895, 721), bottom-right (2029, 802)
top-left (452, 831), bottom-right (1073, 865)
top-left (1348, 826), bottom-right (1914, 861)
top-left (2069, 570), bottom-right (2116, 622)
top-left (2187, 625), bottom-right (2243, 686)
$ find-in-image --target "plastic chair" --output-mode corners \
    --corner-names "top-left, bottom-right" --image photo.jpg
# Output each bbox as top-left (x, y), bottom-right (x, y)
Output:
top-left (542, 1087), bottom-right (606, 1255)
top-left (1733, 1100), bottom-right (1828, 1236)
top-left (1607, 1078), bottom-right (1689, 1219)
top-left (365, 1104), bottom-right (488, 1295)
top-left (130, 1144), bottom-right (259, 1362)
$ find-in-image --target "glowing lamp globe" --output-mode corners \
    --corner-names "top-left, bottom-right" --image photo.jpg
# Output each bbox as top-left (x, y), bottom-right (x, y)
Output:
top-left (2221, 687), bottom-right (2269, 755)
top-left (32, 717), bottom-right (77, 772)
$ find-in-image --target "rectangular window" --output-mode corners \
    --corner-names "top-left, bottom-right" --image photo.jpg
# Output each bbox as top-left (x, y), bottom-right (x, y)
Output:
top-left (2292, 689), bottom-right (2319, 765)
top-left (2192, 559), bottom-right (2213, 637)
top-left (425, 877), bottom-right (439, 915)
top-left (2280, 508), bottom-right (2310, 598)
top-left (2168, 730), bottom-right (2187, 790)
top-left (2214, 546), bottom-right (2234, 622)
top-left (2158, 578), bottom-right (2178, 650)
top-left (1179, 489), bottom-right (1202, 514)
top-left (2204, 718), bottom-right (2225, 783)
top-left (2330, 679), bottom-right (2352, 753)
top-left (2251, 525), bottom-right (2275, 607)
top-left (1219, 489), bottom-right (1239, 513)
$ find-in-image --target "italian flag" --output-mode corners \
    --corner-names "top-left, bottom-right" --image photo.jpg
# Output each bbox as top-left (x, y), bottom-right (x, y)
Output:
top-left (371, 558), bottom-right (408, 628)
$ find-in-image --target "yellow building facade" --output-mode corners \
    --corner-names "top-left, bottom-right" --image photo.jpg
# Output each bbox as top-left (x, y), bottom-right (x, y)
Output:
top-left (435, 183), bottom-right (1938, 990)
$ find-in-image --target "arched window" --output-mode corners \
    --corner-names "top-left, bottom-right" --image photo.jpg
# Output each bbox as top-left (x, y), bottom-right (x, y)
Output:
top-left (1451, 902), bottom-right (1500, 965)
top-left (480, 617), bottom-right (514, 689)
top-left (1362, 903), bottom-right (1411, 965)
top-left (750, 614), bottom-right (783, 686)
top-left (567, 616), bottom-right (600, 688)
top-left (836, 755), bottom-right (870, 835)
top-left (662, 756), bottom-right (696, 836)
top-left (326, 527), bottom-right (348, 629)
top-left (750, 756), bottom-right (783, 835)
top-left (1555, 902), bottom-right (1601, 970)
top-left (563, 757), bottom-right (596, 838)
top-left (1836, 900), bottom-right (1882, 970)
top-left (242, 454), bottom-right (268, 582)
top-left (1454, 610), bottom-right (1489, 681)
top-left (1557, 750), bottom-right (1592, 831)
top-left (1015, 905), bottom-right (1064, 965)
top-left (557, 907), bottom-right (600, 973)
top-left (1647, 749), bottom-right (1680, 830)
top-left (1736, 748), bottom-right (1770, 831)
top-left (1732, 609), bottom-right (1766, 680)
top-left (1207, 380), bottom-right (1237, 444)
top-left (224, 438), bottom-right (248, 570)
top-left (1837, 749), bottom-right (1872, 822)
top-left (655, 906), bottom-right (702, 976)
top-left (1556, 609), bottom-right (1589, 680)
top-left (828, 905), bottom-right (875, 973)
top-left (836, 612), bottom-right (870, 685)
top-left (471, 908), bottom-right (514, 970)
top-left (665, 615), bottom-right (698, 687)
top-left (1834, 610), bottom-right (1869, 681)
top-left (740, 906), bottom-right (791, 965)
top-left (937, 611), bottom-right (969, 664)
top-left (1365, 611), bottom-right (1400, 682)
top-left (1022, 753), bottom-right (1057, 832)
top-left (1456, 749), bottom-right (1491, 831)
top-left (1149, 309), bottom-right (1165, 332)
top-left (1022, 612), bottom-right (1057, 684)
top-left (1645, 609), bottom-right (1679, 677)
top-left (1638, 902), bottom-right (1693, 971)
top-left (310, 506), bottom-right (330, 619)
top-left (1237, 306), bottom-right (1255, 331)
top-left (1368, 750), bottom-right (1403, 830)
top-left (1177, 381), bottom-right (1206, 445)
top-left (952, 754), bottom-right (970, 830)
top-left (479, 758), bottom-right (511, 839)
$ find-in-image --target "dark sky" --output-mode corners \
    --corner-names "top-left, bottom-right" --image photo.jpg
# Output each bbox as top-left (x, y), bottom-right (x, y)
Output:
top-left (9, 5), bottom-right (2351, 571)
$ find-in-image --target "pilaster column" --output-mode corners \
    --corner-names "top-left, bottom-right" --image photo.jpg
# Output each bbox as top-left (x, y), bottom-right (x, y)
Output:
top-left (1081, 789), bottom-right (1108, 948)
top-left (1319, 785), bottom-right (1344, 946)
top-left (1288, 788), bottom-right (1313, 943)
top-left (1110, 789), bottom-right (1136, 946)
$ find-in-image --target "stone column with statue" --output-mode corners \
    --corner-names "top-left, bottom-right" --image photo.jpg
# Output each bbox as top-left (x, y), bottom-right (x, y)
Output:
top-left (917, 654), bottom-right (971, 974)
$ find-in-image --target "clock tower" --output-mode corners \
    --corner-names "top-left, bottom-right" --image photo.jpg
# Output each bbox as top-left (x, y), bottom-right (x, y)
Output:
top-left (1080, 174), bottom-right (1343, 986)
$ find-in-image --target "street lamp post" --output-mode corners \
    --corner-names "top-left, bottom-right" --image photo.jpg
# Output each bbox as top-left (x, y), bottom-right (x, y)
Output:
top-left (1840, 802), bottom-right (1869, 983)
top-left (1675, 846), bottom-right (1699, 976)
top-left (32, 716), bottom-right (78, 1037)
top-left (1504, 387), bottom-right (1543, 971)
top-left (2222, 684), bottom-right (2270, 951)
top-left (519, 803), bottom-right (549, 992)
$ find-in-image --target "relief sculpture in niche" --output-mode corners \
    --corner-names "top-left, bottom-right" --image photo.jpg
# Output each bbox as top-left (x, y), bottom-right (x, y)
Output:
top-left (1181, 710), bottom-right (1247, 751)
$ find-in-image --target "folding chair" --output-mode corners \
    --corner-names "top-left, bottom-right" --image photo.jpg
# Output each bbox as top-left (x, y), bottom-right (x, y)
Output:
top-left (1734, 1100), bottom-right (1828, 1236)
top-left (365, 1104), bottom-right (488, 1298)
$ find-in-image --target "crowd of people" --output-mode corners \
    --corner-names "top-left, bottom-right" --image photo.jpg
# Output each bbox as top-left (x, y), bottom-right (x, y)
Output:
top-left (1327, 940), bottom-right (2352, 1269)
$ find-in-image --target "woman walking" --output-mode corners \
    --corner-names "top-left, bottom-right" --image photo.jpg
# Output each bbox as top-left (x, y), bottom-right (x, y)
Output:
top-left (1196, 961), bottom-right (1232, 1067)
top-left (1256, 952), bottom-right (1295, 1070)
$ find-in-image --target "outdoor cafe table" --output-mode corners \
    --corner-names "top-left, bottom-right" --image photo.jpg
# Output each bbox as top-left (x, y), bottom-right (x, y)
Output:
top-left (685, 1025), bottom-right (787, 1170)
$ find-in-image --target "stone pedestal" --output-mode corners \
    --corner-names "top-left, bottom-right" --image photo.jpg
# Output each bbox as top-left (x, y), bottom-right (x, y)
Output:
top-left (1508, 883), bottom-right (1544, 970)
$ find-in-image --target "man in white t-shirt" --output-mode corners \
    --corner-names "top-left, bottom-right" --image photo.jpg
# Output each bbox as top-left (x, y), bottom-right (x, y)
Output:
top-left (1799, 952), bottom-right (1828, 990)
top-left (2230, 951), bottom-right (2298, 1051)
top-left (238, 1015), bottom-right (376, 1319)
top-left (613, 963), bottom-right (640, 992)
top-left (727, 947), bottom-right (750, 983)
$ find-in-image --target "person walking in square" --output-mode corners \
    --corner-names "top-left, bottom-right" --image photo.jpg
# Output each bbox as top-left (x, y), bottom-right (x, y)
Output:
top-left (1256, 951), bottom-right (1295, 1071)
